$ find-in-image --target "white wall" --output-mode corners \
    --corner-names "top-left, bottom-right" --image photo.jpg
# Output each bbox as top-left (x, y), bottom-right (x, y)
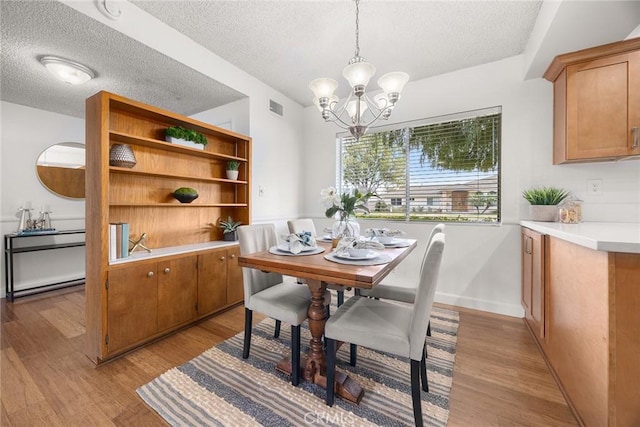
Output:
top-left (1, 102), bottom-right (86, 297)
top-left (302, 54), bottom-right (640, 317)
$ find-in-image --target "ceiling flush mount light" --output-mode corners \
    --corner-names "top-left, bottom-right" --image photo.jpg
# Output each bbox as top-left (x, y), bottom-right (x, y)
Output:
top-left (309, 0), bottom-right (409, 140)
top-left (40, 56), bottom-right (95, 85)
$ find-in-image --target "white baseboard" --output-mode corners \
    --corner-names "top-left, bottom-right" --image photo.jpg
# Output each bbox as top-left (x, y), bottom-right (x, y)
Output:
top-left (435, 291), bottom-right (524, 318)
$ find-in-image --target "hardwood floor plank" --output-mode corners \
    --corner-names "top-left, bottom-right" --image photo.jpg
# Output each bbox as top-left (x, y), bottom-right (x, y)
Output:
top-left (0, 289), bottom-right (577, 426)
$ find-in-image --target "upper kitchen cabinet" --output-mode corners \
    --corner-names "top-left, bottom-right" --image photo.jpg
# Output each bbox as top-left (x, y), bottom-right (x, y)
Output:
top-left (544, 38), bottom-right (640, 164)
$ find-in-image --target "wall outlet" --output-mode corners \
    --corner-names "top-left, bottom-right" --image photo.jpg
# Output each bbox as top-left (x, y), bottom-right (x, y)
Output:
top-left (587, 179), bottom-right (603, 196)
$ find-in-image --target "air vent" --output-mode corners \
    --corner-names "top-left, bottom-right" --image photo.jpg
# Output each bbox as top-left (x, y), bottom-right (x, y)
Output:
top-left (269, 99), bottom-right (283, 117)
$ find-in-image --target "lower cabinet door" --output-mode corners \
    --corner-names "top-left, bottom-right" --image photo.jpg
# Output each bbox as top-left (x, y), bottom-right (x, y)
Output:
top-left (107, 263), bottom-right (158, 354)
top-left (197, 249), bottom-right (228, 316)
top-left (157, 256), bottom-right (198, 331)
top-left (226, 246), bottom-right (244, 305)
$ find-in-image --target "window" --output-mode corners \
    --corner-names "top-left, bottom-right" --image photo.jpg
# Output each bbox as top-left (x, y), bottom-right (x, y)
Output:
top-left (337, 106), bottom-right (501, 223)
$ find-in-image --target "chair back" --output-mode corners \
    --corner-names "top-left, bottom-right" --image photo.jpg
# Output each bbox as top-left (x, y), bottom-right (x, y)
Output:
top-left (409, 233), bottom-right (445, 361)
top-left (287, 218), bottom-right (317, 236)
top-left (237, 224), bottom-right (284, 305)
top-left (418, 223), bottom-right (445, 280)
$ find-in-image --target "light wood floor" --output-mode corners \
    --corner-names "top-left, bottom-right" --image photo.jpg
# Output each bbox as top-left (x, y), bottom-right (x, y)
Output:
top-left (1, 287), bottom-right (577, 426)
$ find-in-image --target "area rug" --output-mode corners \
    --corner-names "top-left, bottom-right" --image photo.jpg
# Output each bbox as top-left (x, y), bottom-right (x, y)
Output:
top-left (137, 306), bottom-right (459, 426)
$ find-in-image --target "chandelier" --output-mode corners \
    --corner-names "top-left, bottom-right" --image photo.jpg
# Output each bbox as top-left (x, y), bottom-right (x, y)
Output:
top-left (309, 0), bottom-right (409, 140)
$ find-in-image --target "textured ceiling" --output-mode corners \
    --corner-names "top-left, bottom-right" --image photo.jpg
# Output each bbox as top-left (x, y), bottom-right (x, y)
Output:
top-left (0, 0), bottom-right (245, 118)
top-left (132, 0), bottom-right (543, 106)
top-left (12, 0), bottom-right (633, 121)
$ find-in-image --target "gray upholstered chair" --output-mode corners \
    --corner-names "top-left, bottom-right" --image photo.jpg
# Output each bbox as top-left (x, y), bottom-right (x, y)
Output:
top-left (238, 223), bottom-right (330, 386)
top-left (287, 218), bottom-right (349, 307)
top-left (358, 223), bottom-right (445, 305)
top-left (324, 233), bottom-right (445, 427)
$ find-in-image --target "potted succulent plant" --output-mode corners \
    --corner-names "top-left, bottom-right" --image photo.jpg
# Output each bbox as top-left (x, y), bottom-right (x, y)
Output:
top-left (219, 216), bottom-right (241, 241)
top-left (226, 160), bottom-right (240, 180)
top-left (165, 126), bottom-right (208, 150)
top-left (522, 186), bottom-right (569, 222)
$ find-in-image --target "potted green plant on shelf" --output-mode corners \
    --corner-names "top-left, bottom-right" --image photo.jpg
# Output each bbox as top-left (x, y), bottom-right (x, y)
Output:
top-left (165, 126), bottom-right (208, 150)
top-left (219, 216), bottom-right (241, 241)
top-left (522, 186), bottom-right (570, 222)
top-left (226, 160), bottom-right (240, 180)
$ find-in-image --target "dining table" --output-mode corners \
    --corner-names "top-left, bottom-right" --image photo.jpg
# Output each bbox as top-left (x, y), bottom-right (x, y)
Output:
top-left (238, 238), bottom-right (417, 404)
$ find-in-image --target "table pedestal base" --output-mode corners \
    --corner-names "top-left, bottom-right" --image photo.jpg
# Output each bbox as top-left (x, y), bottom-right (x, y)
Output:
top-left (276, 357), bottom-right (364, 404)
top-left (274, 279), bottom-right (364, 405)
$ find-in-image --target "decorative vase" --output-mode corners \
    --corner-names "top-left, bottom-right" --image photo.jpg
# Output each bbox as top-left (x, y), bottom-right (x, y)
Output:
top-left (172, 192), bottom-right (198, 204)
top-left (331, 214), bottom-right (360, 239)
top-left (529, 205), bottom-right (558, 222)
top-left (109, 144), bottom-right (136, 168)
top-left (226, 170), bottom-right (239, 180)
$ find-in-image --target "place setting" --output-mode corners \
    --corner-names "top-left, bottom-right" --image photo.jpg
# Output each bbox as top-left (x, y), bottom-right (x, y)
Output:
top-left (324, 236), bottom-right (391, 266)
top-left (364, 227), bottom-right (411, 248)
top-left (269, 230), bottom-right (326, 256)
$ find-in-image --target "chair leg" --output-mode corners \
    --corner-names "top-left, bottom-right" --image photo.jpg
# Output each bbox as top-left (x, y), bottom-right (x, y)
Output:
top-left (350, 343), bottom-right (357, 367)
top-left (274, 319), bottom-right (281, 338)
top-left (411, 359), bottom-right (424, 427)
top-left (326, 338), bottom-right (336, 406)
top-left (337, 290), bottom-right (344, 307)
top-left (421, 342), bottom-right (429, 392)
top-left (427, 321), bottom-right (431, 337)
top-left (243, 308), bottom-right (252, 359)
top-left (291, 325), bottom-right (300, 386)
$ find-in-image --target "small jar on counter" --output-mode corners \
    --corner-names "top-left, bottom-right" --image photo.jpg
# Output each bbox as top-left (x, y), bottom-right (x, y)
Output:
top-left (558, 196), bottom-right (583, 224)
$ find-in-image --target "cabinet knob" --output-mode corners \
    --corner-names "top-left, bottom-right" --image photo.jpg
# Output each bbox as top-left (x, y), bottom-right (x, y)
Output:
top-left (164, 267), bottom-right (170, 274)
top-left (220, 256), bottom-right (226, 261)
top-left (147, 271), bottom-right (154, 278)
top-left (231, 254), bottom-right (236, 258)
top-left (632, 126), bottom-right (639, 149)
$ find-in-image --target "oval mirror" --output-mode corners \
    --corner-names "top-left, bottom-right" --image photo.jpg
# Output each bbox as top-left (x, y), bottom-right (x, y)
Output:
top-left (36, 142), bottom-right (85, 199)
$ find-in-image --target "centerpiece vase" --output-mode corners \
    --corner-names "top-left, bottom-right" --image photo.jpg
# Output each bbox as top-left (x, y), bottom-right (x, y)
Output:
top-left (331, 213), bottom-right (360, 239)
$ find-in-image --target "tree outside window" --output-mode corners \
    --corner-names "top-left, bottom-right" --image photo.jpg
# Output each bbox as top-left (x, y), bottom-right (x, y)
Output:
top-left (337, 106), bottom-right (501, 224)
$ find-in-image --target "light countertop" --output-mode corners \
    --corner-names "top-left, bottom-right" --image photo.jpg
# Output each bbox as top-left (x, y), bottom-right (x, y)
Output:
top-left (110, 241), bottom-right (238, 265)
top-left (520, 221), bottom-right (640, 254)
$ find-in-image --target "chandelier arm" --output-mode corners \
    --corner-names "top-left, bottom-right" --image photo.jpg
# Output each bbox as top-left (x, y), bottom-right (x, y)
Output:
top-left (323, 108), bottom-right (357, 130)
top-left (332, 91), bottom-right (355, 119)
top-left (360, 92), bottom-right (384, 115)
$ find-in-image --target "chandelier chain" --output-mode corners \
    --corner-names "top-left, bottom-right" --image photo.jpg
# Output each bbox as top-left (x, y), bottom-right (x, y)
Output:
top-left (354, 0), bottom-right (360, 58)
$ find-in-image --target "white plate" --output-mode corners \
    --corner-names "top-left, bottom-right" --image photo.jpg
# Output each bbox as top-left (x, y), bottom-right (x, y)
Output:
top-left (334, 250), bottom-right (379, 260)
top-left (381, 239), bottom-right (403, 246)
top-left (277, 244), bottom-right (317, 253)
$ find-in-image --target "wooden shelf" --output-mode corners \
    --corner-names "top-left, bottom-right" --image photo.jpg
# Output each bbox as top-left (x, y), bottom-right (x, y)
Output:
top-left (109, 203), bottom-right (248, 207)
top-left (110, 131), bottom-right (247, 162)
top-left (109, 166), bottom-right (248, 184)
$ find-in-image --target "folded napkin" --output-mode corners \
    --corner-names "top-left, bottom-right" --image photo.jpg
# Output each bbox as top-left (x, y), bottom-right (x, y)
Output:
top-left (333, 236), bottom-right (385, 256)
top-left (282, 231), bottom-right (317, 254)
top-left (364, 228), bottom-right (406, 238)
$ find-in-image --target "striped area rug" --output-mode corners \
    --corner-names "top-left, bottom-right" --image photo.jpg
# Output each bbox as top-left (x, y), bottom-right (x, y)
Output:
top-left (137, 306), bottom-right (459, 426)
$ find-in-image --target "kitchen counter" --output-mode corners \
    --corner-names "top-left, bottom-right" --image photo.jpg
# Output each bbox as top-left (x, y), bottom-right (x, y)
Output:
top-left (519, 221), bottom-right (640, 253)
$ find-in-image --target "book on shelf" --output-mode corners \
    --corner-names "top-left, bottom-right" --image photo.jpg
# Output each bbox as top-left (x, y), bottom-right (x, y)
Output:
top-left (109, 222), bottom-right (130, 260)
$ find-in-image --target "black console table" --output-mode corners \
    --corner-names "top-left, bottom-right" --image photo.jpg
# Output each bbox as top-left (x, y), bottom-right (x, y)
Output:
top-left (4, 229), bottom-right (85, 302)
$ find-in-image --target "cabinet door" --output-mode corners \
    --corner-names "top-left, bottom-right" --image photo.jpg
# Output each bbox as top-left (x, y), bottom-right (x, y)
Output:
top-left (107, 263), bottom-right (158, 354)
top-left (565, 50), bottom-right (640, 160)
top-left (157, 256), bottom-right (198, 331)
top-left (197, 250), bottom-right (228, 316)
top-left (226, 246), bottom-right (244, 304)
top-left (521, 228), bottom-right (545, 340)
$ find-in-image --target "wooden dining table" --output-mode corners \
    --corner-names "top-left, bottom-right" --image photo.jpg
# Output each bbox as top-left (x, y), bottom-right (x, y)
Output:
top-left (238, 239), bottom-right (417, 404)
